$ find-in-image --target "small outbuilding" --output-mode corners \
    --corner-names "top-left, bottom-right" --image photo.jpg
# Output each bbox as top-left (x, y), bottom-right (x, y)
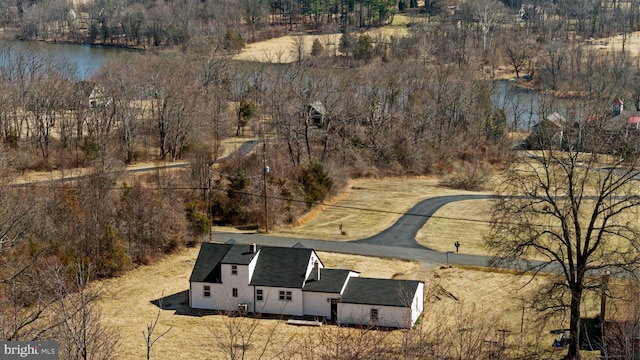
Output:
top-left (307, 101), bottom-right (326, 127)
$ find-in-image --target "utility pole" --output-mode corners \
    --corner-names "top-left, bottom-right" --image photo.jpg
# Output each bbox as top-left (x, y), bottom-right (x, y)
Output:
top-left (262, 130), bottom-right (269, 234)
top-left (208, 176), bottom-right (212, 243)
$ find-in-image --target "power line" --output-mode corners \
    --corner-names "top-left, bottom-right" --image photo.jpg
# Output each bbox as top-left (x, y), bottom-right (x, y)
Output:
top-left (137, 187), bottom-right (565, 228)
top-left (8, 181), bottom-right (497, 224)
top-left (8, 182), bottom-right (568, 228)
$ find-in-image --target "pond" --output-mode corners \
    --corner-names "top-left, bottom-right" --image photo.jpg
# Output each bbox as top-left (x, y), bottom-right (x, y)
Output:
top-left (0, 40), bottom-right (136, 79)
top-left (492, 80), bottom-right (545, 132)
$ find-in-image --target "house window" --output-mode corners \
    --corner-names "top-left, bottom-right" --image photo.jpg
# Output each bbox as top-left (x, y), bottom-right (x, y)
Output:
top-left (370, 308), bottom-right (379, 322)
top-left (256, 289), bottom-right (263, 301)
top-left (232, 288), bottom-right (238, 298)
top-left (279, 290), bottom-right (292, 302)
top-left (231, 265), bottom-right (238, 275)
top-left (203, 285), bottom-right (211, 298)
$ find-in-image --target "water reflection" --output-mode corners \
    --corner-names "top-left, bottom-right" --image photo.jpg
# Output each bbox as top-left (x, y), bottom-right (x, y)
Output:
top-left (492, 80), bottom-right (543, 132)
top-left (0, 40), bottom-right (135, 79)
top-left (0, 41), bottom-right (551, 130)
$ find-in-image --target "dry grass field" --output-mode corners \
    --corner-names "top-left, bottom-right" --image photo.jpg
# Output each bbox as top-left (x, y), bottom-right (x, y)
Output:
top-left (416, 199), bottom-right (493, 254)
top-left (98, 246), bottom-right (581, 359)
top-left (592, 31), bottom-right (640, 57)
top-left (232, 15), bottom-right (410, 63)
top-left (95, 174), bottom-right (613, 358)
top-left (268, 177), bottom-right (491, 241)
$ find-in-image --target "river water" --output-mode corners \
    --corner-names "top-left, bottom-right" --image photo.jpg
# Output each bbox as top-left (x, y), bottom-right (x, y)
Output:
top-left (492, 80), bottom-right (545, 131)
top-left (0, 40), bottom-right (546, 129)
top-left (0, 40), bottom-right (134, 79)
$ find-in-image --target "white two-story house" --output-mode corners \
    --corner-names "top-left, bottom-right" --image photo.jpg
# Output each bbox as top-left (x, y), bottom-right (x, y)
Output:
top-left (189, 241), bottom-right (424, 328)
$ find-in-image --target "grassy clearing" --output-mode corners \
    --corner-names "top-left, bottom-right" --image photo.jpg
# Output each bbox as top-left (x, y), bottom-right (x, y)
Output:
top-left (271, 177), bottom-right (490, 241)
top-left (98, 244), bottom-right (580, 359)
top-left (593, 30), bottom-right (640, 58)
top-left (417, 197), bottom-right (640, 260)
top-left (416, 199), bottom-right (493, 254)
top-left (233, 15), bottom-right (410, 63)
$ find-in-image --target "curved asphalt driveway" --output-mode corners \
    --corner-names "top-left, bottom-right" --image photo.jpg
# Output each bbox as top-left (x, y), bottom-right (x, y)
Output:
top-left (211, 194), bottom-right (541, 270)
top-left (354, 194), bottom-right (493, 249)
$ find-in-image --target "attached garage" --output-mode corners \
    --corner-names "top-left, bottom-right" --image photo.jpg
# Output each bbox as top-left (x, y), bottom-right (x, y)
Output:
top-left (337, 277), bottom-right (424, 329)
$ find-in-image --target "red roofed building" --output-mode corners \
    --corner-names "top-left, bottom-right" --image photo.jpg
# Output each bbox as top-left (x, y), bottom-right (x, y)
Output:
top-left (613, 98), bottom-right (624, 116)
top-left (628, 116), bottom-right (640, 131)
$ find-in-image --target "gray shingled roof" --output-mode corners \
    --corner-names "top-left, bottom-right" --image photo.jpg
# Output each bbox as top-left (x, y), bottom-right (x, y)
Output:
top-left (340, 278), bottom-right (422, 307)
top-left (221, 244), bottom-right (259, 265)
top-left (309, 101), bottom-right (326, 115)
top-left (189, 243), bottom-right (232, 282)
top-left (303, 269), bottom-right (355, 293)
top-left (189, 242), bottom-right (260, 283)
top-left (249, 247), bottom-right (314, 288)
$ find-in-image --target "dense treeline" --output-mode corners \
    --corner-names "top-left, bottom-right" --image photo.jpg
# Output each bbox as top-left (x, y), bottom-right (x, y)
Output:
top-left (4, 0), bottom-right (400, 46)
top-left (3, 0), bottom-right (640, 48)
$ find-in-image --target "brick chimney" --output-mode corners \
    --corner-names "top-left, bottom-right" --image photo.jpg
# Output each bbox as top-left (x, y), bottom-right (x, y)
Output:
top-left (313, 261), bottom-right (320, 281)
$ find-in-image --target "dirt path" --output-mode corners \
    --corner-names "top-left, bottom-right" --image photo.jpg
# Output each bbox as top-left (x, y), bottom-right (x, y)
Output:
top-left (9, 136), bottom-right (257, 185)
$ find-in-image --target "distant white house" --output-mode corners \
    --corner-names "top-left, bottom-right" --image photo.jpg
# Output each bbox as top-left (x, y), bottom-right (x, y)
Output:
top-left (88, 86), bottom-right (112, 108)
top-left (189, 241), bottom-right (424, 328)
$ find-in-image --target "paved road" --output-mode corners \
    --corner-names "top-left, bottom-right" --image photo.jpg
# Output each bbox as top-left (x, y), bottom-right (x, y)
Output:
top-left (10, 140), bottom-right (259, 187)
top-left (354, 194), bottom-right (493, 249)
top-left (211, 194), bottom-right (541, 270)
top-left (9, 137), bottom-right (539, 270)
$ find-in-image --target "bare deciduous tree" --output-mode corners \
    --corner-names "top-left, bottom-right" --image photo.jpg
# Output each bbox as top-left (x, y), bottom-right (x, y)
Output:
top-left (487, 104), bottom-right (640, 359)
top-left (143, 292), bottom-right (172, 360)
top-left (49, 262), bottom-right (119, 360)
top-left (501, 33), bottom-right (536, 79)
top-left (460, 0), bottom-right (506, 56)
top-left (210, 310), bottom-right (280, 360)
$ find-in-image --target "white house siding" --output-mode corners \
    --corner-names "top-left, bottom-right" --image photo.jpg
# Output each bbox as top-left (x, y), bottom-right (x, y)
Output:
top-left (216, 264), bottom-right (254, 312)
top-left (190, 281), bottom-right (255, 313)
top-left (190, 282), bottom-right (225, 310)
top-left (302, 292), bottom-right (336, 319)
top-left (303, 252), bottom-right (323, 281)
top-left (338, 303), bottom-right (414, 328)
top-left (254, 287), bottom-right (304, 316)
top-left (410, 283), bottom-right (425, 326)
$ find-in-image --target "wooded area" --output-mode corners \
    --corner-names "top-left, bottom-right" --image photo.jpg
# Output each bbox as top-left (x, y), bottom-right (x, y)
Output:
top-left (2, 0), bottom-right (640, 358)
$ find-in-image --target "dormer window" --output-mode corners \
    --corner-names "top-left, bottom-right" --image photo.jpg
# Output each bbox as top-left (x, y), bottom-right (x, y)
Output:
top-left (231, 265), bottom-right (238, 275)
